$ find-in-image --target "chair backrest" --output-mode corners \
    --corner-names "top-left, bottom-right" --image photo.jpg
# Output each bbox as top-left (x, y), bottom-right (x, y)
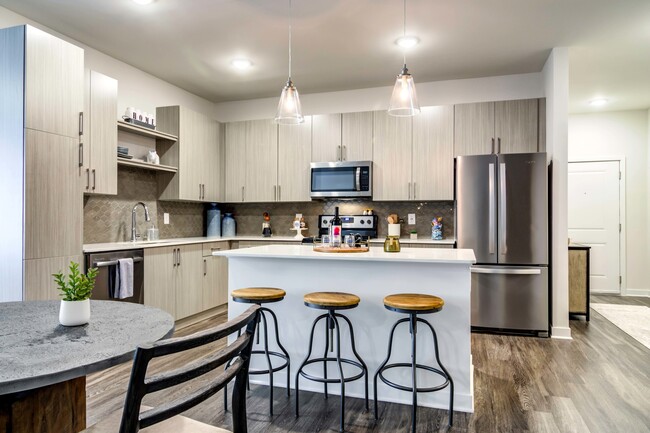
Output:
top-left (118, 305), bottom-right (260, 433)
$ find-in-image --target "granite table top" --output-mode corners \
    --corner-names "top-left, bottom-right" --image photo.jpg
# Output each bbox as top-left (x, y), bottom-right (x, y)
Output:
top-left (0, 300), bottom-right (174, 395)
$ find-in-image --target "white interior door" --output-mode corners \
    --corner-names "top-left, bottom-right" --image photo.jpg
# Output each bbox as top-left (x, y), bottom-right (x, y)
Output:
top-left (568, 161), bottom-right (621, 293)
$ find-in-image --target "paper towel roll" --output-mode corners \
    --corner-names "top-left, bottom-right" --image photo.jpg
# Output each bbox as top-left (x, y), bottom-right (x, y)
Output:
top-left (388, 224), bottom-right (401, 237)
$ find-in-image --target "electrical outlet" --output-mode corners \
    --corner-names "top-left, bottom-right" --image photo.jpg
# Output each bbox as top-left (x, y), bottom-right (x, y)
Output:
top-left (408, 213), bottom-right (416, 225)
top-left (163, 213), bottom-right (170, 225)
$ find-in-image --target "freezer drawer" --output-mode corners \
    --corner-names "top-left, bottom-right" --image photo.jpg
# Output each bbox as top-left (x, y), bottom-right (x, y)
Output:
top-left (471, 265), bottom-right (548, 332)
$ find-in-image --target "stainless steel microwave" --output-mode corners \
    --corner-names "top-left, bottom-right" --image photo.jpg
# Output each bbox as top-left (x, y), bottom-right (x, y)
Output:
top-left (310, 161), bottom-right (372, 199)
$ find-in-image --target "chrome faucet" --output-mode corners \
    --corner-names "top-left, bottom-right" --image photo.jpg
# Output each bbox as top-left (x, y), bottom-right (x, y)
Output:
top-left (131, 202), bottom-right (151, 242)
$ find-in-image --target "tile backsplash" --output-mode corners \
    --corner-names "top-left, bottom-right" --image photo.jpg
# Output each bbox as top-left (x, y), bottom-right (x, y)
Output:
top-left (83, 167), bottom-right (203, 244)
top-left (84, 168), bottom-right (455, 243)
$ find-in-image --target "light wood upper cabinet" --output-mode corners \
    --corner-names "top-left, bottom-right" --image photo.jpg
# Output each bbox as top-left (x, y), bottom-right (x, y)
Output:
top-left (83, 70), bottom-right (118, 195)
top-left (312, 114), bottom-right (342, 162)
top-left (372, 111), bottom-right (412, 201)
top-left (204, 121), bottom-right (222, 202)
top-left (412, 106), bottom-right (454, 201)
top-left (225, 121), bottom-right (247, 202)
top-left (175, 244), bottom-right (204, 320)
top-left (244, 119), bottom-right (278, 202)
top-left (144, 246), bottom-right (177, 318)
top-left (454, 99), bottom-right (542, 156)
top-left (157, 106), bottom-right (222, 202)
top-left (24, 26), bottom-right (83, 139)
top-left (278, 117), bottom-right (312, 202)
top-left (454, 102), bottom-right (495, 156)
top-left (495, 99), bottom-right (538, 154)
top-left (24, 130), bottom-right (83, 260)
top-left (342, 111), bottom-right (373, 161)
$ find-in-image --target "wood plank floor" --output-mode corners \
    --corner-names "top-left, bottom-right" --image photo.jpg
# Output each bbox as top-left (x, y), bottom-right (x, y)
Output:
top-left (86, 295), bottom-right (650, 433)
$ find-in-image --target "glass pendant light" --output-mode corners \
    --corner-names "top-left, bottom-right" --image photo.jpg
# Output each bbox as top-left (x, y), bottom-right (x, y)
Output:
top-left (388, 0), bottom-right (420, 117)
top-left (275, 0), bottom-right (304, 124)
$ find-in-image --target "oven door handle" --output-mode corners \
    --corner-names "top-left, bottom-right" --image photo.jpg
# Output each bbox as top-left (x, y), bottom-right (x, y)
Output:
top-left (355, 167), bottom-right (361, 191)
top-left (92, 257), bottom-right (143, 268)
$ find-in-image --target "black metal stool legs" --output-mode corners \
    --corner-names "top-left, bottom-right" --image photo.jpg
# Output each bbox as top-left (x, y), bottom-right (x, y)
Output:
top-left (374, 314), bottom-right (454, 431)
top-left (295, 310), bottom-right (368, 433)
top-left (224, 306), bottom-right (290, 416)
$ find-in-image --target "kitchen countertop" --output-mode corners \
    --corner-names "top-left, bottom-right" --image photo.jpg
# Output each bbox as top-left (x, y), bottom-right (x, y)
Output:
top-left (83, 236), bottom-right (456, 253)
top-left (214, 244), bottom-right (474, 264)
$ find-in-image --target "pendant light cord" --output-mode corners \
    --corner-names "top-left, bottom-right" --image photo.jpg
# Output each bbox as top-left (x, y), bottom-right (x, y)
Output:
top-left (288, 0), bottom-right (292, 80)
top-left (402, 0), bottom-right (407, 66)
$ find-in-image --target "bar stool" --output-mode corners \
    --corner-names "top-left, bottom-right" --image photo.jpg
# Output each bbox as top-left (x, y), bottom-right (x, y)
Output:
top-left (373, 293), bottom-right (454, 432)
top-left (295, 292), bottom-right (369, 433)
top-left (224, 287), bottom-right (290, 416)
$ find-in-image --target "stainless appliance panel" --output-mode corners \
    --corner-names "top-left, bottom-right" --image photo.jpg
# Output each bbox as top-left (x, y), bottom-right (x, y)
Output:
top-left (497, 153), bottom-right (548, 265)
top-left (470, 265), bottom-right (548, 331)
top-left (456, 154), bottom-right (498, 263)
top-left (86, 249), bottom-right (144, 304)
top-left (310, 161), bottom-right (372, 198)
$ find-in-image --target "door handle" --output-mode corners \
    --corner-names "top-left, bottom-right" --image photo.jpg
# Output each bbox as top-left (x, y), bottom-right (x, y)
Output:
top-left (488, 163), bottom-right (496, 255)
top-left (413, 181), bottom-right (416, 199)
top-left (173, 248), bottom-right (177, 267)
top-left (79, 143), bottom-right (84, 167)
top-left (408, 182), bottom-right (411, 199)
top-left (343, 145), bottom-right (347, 161)
top-left (204, 259), bottom-right (207, 276)
top-left (79, 112), bottom-right (84, 136)
top-left (177, 248), bottom-right (181, 266)
top-left (471, 266), bottom-right (541, 275)
top-left (85, 168), bottom-right (90, 190)
top-left (499, 162), bottom-right (507, 254)
top-left (241, 186), bottom-right (245, 202)
top-left (491, 138), bottom-right (495, 154)
top-left (278, 185), bottom-right (281, 201)
top-left (274, 185), bottom-right (277, 201)
top-left (337, 145), bottom-right (342, 161)
top-left (92, 169), bottom-right (96, 191)
top-left (497, 137), bottom-right (501, 154)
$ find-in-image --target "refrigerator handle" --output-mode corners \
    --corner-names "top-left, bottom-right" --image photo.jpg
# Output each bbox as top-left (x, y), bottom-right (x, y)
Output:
top-left (499, 162), bottom-right (507, 254)
top-left (471, 266), bottom-right (541, 275)
top-left (488, 163), bottom-right (496, 255)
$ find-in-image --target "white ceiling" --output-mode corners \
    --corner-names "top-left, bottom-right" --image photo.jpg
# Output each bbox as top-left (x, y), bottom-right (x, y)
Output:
top-left (1, 0), bottom-right (649, 112)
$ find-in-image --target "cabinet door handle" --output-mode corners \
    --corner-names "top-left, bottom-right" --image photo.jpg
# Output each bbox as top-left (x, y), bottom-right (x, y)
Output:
top-left (203, 259), bottom-right (207, 276)
top-left (79, 112), bottom-right (84, 136)
top-left (274, 185), bottom-right (277, 201)
top-left (85, 168), bottom-right (90, 190)
top-left (92, 169), bottom-right (96, 190)
top-left (173, 249), bottom-right (177, 267)
top-left (337, 145), bottom-right (342, 161)
top-left (491, 138), bottom-right (495, 154)
top-left (413, 182), bottom-right (416, 199)
top-left (177, 248), bottom-right (181, 266)
top-left (343, 145), bottom-right (347, 161)
top-left (79, 143), bottom-right (84, 167)
top-left (241, 186), bottom-right (245, 202)
top-left (199, 184), bottom-right (202, 200)
top-left (210, 247), bottom-right (221, 252)
top-left (202, 184), bottom-right (206, 200)
top-left (408, 182), bottom-right (411, 200)
top-left (497, 137), bottom-right (501, 154)
top-left (278, 185), bottom-right (281, 201)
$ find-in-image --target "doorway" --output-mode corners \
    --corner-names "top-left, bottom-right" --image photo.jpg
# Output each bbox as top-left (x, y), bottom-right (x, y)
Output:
top-left (568, 160), bottom-right (623, 294)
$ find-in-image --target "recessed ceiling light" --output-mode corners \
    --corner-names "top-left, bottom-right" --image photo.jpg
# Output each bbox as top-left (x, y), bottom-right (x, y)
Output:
top-left (395, 36), bottom-right (420, 49)
top-left (231, 58), bottom-right (253, 70)
top-left (589, 98), bottom-right (608, 107)
top-left (132, 0), bottom-right (153, 5)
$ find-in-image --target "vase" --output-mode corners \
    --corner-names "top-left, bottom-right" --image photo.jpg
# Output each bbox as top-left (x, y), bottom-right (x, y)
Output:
top-left (59, 299), bottom-right (90, 326)
top-left (222, 213), bottom-right (236, 237)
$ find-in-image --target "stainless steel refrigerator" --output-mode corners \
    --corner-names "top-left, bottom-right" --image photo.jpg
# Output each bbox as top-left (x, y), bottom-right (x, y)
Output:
top-left (456, 152), bottom-right (549, 336)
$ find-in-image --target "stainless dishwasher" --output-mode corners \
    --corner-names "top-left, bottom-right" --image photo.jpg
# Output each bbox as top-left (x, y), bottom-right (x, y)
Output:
top-left (85, 249), bottom-right (144, 304)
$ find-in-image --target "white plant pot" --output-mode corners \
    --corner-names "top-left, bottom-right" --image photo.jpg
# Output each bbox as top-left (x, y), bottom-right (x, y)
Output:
top-left (59, 299), bottom-right (90, 326)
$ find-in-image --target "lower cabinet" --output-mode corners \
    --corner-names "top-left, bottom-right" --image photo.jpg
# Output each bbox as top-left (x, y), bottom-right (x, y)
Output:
top-left (24, 255), bottom-right (84, 301)
top-left (144, 242), bottom-right (228, 320)
top-left (202, 241), bottom-right (230, 310)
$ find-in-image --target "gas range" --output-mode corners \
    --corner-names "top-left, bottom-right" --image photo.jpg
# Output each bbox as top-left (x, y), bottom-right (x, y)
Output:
top-left (318, 214), bottom-right (378, 239)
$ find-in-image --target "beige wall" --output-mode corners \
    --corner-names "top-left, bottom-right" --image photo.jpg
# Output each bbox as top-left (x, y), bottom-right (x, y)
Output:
top-left (0, 6), bottom-right (215, 119)
top-left (568, 109), bottom-right (649, 295)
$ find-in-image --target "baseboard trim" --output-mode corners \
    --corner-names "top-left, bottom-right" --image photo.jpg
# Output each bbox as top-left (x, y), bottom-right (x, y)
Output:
top-left (551, 326), bottom-right (572, 339)
top-left (623, 288), bottom-right (650, 297)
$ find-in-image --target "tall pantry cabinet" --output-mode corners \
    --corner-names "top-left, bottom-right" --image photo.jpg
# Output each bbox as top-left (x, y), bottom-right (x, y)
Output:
top-left (0, 25), bottom-right (84, 302)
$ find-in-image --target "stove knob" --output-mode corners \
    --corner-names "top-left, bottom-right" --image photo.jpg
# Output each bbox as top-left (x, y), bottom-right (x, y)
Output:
top-left (322, 219), bottom-right (328, 225)
top-left (360, 220), bottom-right (365, 224)
top-left (367, 219), bottom-right (372, 225)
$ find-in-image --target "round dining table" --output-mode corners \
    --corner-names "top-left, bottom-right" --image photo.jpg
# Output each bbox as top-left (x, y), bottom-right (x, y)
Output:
top-left (0, 300), bottom-right (175, 433)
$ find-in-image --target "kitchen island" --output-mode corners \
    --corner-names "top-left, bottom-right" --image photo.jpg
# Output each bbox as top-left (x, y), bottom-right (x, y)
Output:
top-left (214, 244), bottom-right (476, 412)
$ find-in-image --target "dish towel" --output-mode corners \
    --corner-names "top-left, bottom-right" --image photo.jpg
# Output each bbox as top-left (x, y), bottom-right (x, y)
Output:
top-left (117, 258), bottom-right (134, 299)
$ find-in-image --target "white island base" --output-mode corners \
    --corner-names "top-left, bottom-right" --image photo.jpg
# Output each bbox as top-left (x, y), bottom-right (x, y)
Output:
top-left (216, 245), bottom-right (476, 413)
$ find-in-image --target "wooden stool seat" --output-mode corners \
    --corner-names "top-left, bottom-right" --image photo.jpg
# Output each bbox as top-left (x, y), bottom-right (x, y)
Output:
top-left (232, 287), bottom-right (286, 303)
top-left (304, 292), bottom-right (360, 309)
top-left (384, 293), bottom-right (444, 313)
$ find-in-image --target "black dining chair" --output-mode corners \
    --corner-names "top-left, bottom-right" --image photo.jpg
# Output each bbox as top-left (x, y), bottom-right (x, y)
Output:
top-left (83, 305), bottom-right (260, 433)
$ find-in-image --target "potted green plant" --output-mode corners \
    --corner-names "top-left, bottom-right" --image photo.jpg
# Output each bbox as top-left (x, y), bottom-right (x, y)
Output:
top-left (53, 262), bottom-right (98, 326)
top-left (410, 230), bottom-right (418, 240)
